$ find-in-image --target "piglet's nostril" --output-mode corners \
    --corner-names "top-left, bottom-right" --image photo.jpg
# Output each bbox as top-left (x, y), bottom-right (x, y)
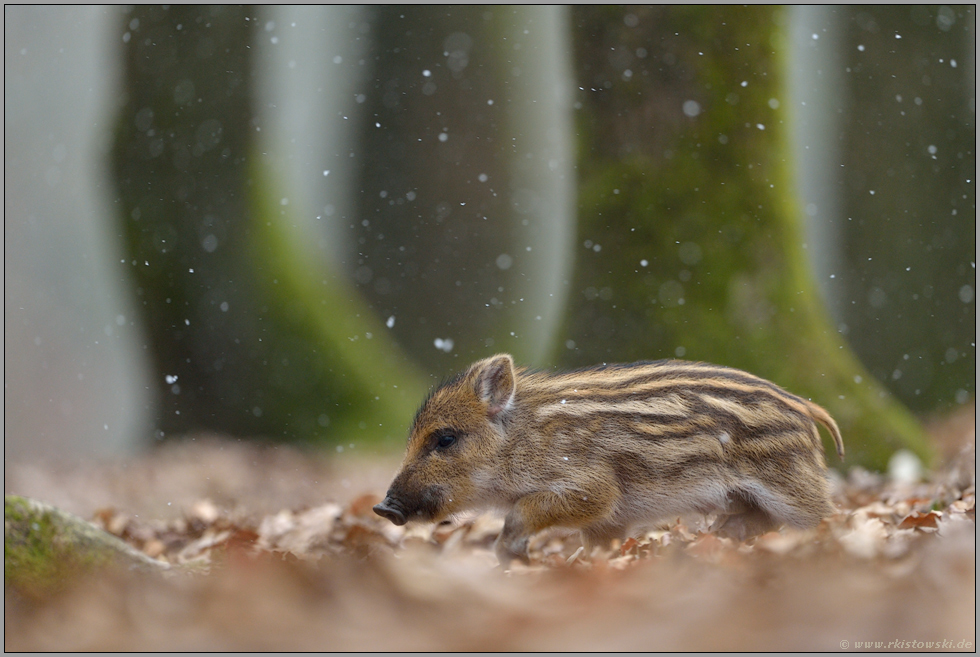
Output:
top-left (373, 499), bottom-right (407, 526)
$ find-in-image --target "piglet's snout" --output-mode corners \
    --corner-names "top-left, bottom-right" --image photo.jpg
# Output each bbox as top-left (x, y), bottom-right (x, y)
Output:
top-left (373, 497), bottom-right (407, 526)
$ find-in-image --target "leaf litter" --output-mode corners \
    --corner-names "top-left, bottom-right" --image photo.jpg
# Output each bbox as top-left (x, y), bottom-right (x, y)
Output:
top-left (4, 411), bottom-right (975, 651)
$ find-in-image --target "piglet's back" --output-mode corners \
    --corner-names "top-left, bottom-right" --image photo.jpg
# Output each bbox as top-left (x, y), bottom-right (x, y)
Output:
top-left (518, 359), bottom-right (841, 456)
top-left (512, 359), bottom-right (842, 531)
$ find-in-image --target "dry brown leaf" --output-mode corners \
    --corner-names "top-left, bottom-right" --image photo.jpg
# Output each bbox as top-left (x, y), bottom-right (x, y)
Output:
top-left (755, 531), bottom-right (806, 556)
top-left (686, 533), bottom-right (734, 562)
top-left (187, 499), bottom-right (220, 525)
top-left (142, 539), bottom-right (166, 559)
top-left (898, 511), bottom-right (941, 530)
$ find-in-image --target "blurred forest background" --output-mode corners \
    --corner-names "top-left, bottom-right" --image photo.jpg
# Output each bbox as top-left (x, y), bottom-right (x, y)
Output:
top-left (5, 5), bottom-right (975, 470)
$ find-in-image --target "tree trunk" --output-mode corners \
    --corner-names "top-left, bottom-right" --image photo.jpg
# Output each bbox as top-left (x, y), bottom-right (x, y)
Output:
top-left (111, 6), bottom-right (425, 446)
top-left (348, 6), bottom-right (576, 376)
top-left (835, 6), bottom-right (975, 414)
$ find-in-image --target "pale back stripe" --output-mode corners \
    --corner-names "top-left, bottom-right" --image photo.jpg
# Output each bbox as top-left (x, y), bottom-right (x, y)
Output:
top-left (535, 392), bottom-right (691, 421)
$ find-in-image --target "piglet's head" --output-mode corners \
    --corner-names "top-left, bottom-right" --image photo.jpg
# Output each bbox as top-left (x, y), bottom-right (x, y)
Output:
top-left (373, 354), bottom-right (517, 525)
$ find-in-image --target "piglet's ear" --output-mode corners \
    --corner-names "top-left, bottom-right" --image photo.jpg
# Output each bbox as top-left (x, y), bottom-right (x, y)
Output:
top-left (473, 354), bottom-right (516, 421)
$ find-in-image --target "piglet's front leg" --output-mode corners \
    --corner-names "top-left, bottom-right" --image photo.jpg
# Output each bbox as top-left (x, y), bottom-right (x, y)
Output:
top-left (495, 490), bottom-right (612, 567)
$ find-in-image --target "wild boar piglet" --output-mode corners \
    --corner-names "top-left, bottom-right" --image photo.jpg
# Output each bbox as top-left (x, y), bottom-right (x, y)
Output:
top-left (374, 354), bottom-right (844, 565)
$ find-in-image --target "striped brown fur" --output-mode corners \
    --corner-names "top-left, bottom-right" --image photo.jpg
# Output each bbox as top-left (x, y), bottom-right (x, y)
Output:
top-left (374, 354), bottom-right (844, 565)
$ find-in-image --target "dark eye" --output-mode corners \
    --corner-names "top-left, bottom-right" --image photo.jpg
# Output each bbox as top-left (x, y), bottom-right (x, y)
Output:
top-left (436, 434), bottom-right (457, 449)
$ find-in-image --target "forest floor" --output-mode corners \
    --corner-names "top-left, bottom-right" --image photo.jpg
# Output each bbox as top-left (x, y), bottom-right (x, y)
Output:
top-left (4, 405), bottom-right (976, 651)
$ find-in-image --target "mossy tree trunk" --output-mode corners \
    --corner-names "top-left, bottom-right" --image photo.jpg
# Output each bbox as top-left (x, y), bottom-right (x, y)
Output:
top-left (111, 6), bottom-right (425, 447)
top-left (559, 6), bottom-right (932, 470)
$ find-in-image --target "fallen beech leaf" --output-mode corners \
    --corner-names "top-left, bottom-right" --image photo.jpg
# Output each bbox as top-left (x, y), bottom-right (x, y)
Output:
top-left (607, 554), bottom-right (634, 570)
top-left (686, 533), bottom-right (731, 561)
top-left (620, 537), bottom-right (640, 557)
top-left (854, 501), bottom-right (895, 519)
top-left (544, 553), bottom-right (568, 568)
top-left (402, 524), bottom-right (435, 543)
top-left (257, 510), bottom-right (296, 548)
top-left (177, 528), bottom-right (232, 562)
top-left (839, 515), bottom-right (887, 559)
top-left (142, 539), bottom-right (166, 558)
top-left (898, 511), bottom-right (941, 530)
top-left (188, 499), bottom-right (220, 525)
top-left (949, 497), bottom-right (975, 514)
top-left (670, 521), bottom-right (697, 542)
top-left (224, 527), bottom-right (260, 553)
top-left (755, 532), bottom-right (804, 556)
top-left (92, 508), bottom-right (116, 531)
top-left (92, 509), bottom-right (131, 537)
